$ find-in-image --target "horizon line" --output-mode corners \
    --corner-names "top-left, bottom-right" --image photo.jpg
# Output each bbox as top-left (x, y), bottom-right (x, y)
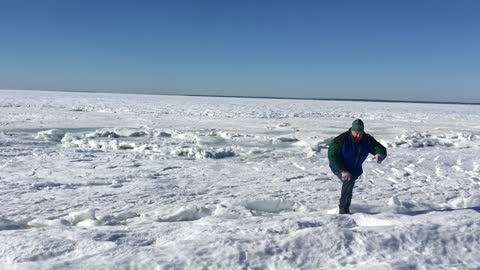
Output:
top-left (2, 88), bottom-right (480, 106)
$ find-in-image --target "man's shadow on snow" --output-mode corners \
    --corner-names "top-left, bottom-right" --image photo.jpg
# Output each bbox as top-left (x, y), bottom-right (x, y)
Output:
top-left (353, 206), bottom-right (480, 216)
top-left (401, 206), bottom-right (480, 216)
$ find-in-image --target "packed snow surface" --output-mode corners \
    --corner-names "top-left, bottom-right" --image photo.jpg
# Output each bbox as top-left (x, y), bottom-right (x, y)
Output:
top-left (1, 90), bottom-right (479, 269)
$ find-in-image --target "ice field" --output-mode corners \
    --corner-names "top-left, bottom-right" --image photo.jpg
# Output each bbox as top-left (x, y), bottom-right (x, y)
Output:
top-left (1, 90), bottom-right (479, 269)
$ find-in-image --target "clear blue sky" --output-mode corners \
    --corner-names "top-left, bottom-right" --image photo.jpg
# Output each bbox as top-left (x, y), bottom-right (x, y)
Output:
top-left (1, 0), bottom-right (479, 102)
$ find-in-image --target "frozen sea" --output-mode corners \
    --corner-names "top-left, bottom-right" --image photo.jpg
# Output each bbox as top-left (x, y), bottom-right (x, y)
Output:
top-left (1, 90), bottom-right (479, 269)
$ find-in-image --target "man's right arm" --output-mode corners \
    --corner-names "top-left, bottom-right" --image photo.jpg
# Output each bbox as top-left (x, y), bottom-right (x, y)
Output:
top-left (328, 135), bottom-right (346, 172)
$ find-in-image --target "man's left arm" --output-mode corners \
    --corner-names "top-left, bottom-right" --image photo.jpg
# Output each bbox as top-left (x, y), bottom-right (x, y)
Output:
top-left (367, 135), bottom-right (387, 162)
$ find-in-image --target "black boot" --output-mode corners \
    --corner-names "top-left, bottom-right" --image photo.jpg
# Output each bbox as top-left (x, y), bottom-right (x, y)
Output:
top-left (339, 207), bottom-right (350, 214)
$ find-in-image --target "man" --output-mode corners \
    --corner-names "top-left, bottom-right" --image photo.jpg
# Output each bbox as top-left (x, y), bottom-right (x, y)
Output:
top-left (328, 119), bottom-right (387, 214)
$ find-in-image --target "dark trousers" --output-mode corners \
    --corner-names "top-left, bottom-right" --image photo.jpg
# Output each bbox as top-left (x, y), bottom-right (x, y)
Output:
top-left (332, 170), bottom-right (357, 209)
top-left (333, 172), bottom-right (357, 209)
top-left (339, 179), bottom-right (356, 208)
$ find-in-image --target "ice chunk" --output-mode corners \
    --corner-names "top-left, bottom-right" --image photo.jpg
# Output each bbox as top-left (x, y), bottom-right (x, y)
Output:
top-left (77, 219), bottom-right (100, 228)
top-left (464, 194), bottom-right (480, 208)
top-left (244, 198), bottom-right (296, 213)
top-left (157, 205), bottom-right (211, 222)
top-left (35, 129), bottom-right (66, 142)
top-left (28, 218), bottom-right (71, 227)
top-left (68, 208), bottom-right (96, 225)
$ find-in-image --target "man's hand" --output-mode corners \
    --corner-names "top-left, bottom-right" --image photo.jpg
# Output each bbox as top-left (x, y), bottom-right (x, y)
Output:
top-left (375, 154), bottom-right (385, 164)
top-left (340, 170), bottom-right (352, 181)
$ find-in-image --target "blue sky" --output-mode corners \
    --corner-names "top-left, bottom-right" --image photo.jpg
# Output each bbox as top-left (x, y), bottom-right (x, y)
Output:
top-left (1, 0), bottom-right (479, 102)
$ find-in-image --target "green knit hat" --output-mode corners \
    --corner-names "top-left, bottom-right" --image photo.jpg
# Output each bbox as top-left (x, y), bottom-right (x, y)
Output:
top-left (351, 119), bottom-right (364, 132)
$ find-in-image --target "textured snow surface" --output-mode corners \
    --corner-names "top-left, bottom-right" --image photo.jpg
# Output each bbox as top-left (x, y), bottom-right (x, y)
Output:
top-left (1, 90), bottom-right (479, 269)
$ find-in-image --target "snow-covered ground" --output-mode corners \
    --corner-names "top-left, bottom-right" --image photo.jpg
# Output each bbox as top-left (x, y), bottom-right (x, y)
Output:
top-left (1, 89), bottom-right (479, 270)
